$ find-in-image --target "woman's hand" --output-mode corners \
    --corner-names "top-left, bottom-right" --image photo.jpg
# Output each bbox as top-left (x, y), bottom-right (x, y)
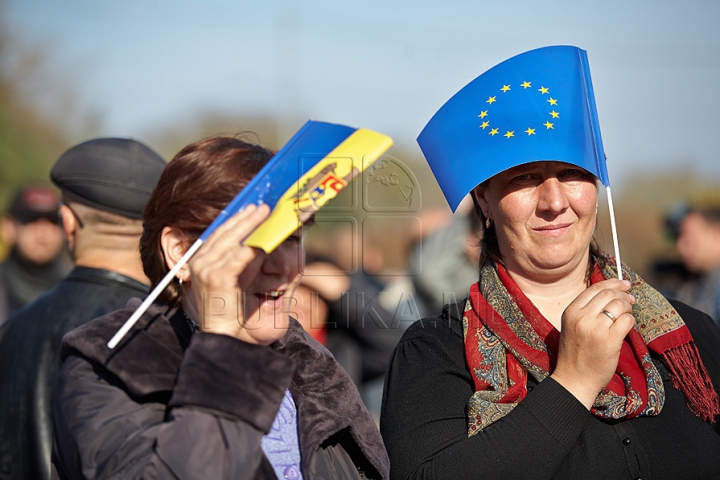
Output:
top-left (184, 204), bottom-right (271, 342)
top-left (550, 278), bottom-right (636, 409)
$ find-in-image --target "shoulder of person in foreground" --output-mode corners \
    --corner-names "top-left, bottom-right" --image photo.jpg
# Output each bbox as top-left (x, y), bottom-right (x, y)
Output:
top-left (54, 303), bottom-right (389, 479)
top-left (53, 299), bottom-right (296, 479)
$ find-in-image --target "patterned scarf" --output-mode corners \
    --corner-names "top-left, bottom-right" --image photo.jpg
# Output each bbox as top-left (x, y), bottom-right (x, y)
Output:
top-left (463, 260), bottom-right (720, 436)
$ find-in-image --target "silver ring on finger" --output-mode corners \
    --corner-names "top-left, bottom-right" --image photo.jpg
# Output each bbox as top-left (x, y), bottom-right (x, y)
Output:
top-left (601, 309), bottom-right (616, 321)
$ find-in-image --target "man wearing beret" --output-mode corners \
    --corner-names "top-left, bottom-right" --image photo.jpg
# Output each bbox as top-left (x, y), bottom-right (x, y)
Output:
top-left (0, 185), bottom-right (71, 326)
top-left (0, 138), bottom-right (166, 480)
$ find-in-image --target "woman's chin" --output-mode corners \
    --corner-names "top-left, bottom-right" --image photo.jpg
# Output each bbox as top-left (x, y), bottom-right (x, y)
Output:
top-left (241, 307), bottom-right (290, 345)
top-left (534, 255), bottom-right (588, 276)
top-left (507, 249), bottom-right (589, 280)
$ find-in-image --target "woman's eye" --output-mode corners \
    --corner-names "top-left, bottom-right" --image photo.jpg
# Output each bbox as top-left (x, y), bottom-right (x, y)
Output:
top-left (285, 233), bottom-right (302, 244)
top-left (513, 173), bottom-right (533, 182)
top-left (559, 168), bottom-right (586, 179)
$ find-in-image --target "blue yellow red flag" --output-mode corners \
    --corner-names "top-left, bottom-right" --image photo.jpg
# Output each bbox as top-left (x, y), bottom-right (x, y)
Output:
top-left (201, 120), bottom-right (394, 252)
top-left (417, 45), bottom-right (608, 211)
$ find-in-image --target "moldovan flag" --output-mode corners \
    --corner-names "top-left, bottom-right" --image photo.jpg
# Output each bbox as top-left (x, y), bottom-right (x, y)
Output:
top-left (202, 120), bottom-right (394, 252)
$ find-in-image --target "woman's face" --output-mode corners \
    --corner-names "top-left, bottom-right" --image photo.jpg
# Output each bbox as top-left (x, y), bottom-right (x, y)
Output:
top-left (181, 227), bottom-right (305, 345)
top-left (474, 161), bottom-right (598, 281)
top-left (236, 230), bottom-right (305, 344)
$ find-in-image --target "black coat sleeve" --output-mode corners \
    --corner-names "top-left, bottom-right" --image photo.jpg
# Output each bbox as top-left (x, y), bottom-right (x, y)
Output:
top-left (52, 332), bottom-right (294, 480)
top-left (379, 315), bottom-right (592, 480)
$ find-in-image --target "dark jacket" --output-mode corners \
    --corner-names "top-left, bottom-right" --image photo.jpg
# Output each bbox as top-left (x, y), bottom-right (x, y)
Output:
top-left (0, 267), bottom-right (149, 480)
top-left (52, 299), bottom-right (390, 480)
top-left (0, 248), bottom-right (71, 327)
top-left (380, 299), bottom-right (720, 480)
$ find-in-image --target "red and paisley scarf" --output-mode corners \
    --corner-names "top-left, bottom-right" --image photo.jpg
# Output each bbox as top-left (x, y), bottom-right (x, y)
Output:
top-left (463, 260), bottom-right (720, 436)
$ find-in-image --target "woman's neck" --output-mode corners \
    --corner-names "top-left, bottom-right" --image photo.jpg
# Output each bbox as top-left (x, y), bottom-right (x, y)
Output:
top-left (504, 261), bottom-right (589, 331)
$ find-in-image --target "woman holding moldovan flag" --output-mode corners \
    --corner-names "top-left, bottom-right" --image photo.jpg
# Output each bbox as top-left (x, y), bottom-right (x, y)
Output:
top-left (52, 126), bottom-right (392, 479)
top-left (380, 46), bottom-right (720, 479)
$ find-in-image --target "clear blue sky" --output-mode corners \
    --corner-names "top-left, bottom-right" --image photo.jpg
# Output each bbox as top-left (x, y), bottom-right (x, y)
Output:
top-left (6, 0), bottom-right (720, 189)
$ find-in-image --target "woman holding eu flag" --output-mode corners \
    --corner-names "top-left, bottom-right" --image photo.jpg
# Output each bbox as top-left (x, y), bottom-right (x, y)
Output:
top-left (380, 46), bottom-right (720, 479)
top-left (52, 135), bottom-right (390, 479)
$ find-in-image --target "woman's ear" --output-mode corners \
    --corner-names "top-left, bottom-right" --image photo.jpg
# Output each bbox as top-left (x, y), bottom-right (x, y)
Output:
top-left (160, 226), bottom-right (190, 276)
top-left (471, 184), bottom-right (491, 219)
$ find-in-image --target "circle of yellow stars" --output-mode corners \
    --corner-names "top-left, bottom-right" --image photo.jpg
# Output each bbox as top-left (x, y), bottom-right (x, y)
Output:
top-left (477, 81), bottom-right (560, 139)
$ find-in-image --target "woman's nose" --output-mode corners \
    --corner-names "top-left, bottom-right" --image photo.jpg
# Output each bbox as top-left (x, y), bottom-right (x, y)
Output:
top-left (537, 178), bottom-right (569, 213)
top-left (262, 248), bottom-right (296, 277)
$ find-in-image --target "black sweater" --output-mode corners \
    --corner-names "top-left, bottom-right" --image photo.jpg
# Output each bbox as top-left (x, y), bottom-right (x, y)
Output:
top-left (380, 300), bottom-right (720, 480)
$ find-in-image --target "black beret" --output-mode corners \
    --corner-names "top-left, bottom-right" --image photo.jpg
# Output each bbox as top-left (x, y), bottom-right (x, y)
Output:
top-left (50, 138), bottom-right (166, 219)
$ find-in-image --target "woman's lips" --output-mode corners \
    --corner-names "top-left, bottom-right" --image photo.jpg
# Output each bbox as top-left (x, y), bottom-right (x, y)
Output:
top-left (254, 291), bottom-right (287, 305)
top-left (534, 223), bottom-right (572, 236)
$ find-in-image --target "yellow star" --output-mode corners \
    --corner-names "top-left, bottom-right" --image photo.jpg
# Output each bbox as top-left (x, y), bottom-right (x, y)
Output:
top-left (478, 110), bottom-right (488, 118)
top-left (480, 121), bottom-right (490, 129)
top-left (550, 110), bottom-right (560, 118)
top-left (504, 131), bottom-right (514, 139)
top-left (487, 96), bottom-right (497, 104)
top-left (525, 128), bottom-right (536, 135)
top-left (539, 86), bottom-right (549, 94)
top-left (521, 81), bottom-right (531, 89)
top-left (543, 121), bottom-right (554, 129)
top-left (547, 97), bottom-right (558, 106)
top-left (489, 128), bottom-right (499, 136)
top-left (501, 85), bottom-right (511, 93)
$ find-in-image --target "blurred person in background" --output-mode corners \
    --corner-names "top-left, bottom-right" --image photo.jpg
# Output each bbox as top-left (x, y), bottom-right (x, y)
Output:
top-left (0, 184), bottom-right (70, 326)
top-left (296, 254), bottom-right (405, 421)
top-left (0, 138), bottom-right (165, 480)
top-left (405, 200), bottom-right (482, 316)
top-left (672, 204), bottom-right (720, 326)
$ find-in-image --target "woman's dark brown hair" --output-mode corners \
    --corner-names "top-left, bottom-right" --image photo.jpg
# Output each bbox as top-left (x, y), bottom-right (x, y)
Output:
top-left (140, 136), bottom-right (274, 306)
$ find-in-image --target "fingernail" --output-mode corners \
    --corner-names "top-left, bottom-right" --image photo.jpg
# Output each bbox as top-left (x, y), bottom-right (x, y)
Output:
top-left (628, 294), bottom-right (636, 304)
top-left (622, 280), bottom-right (631, 287)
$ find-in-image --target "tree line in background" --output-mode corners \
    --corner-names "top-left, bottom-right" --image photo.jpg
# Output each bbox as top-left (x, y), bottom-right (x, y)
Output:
top-left (0, 2), bottom-right (718, 288)
top-left (0, 9), bottom-right (70, 211)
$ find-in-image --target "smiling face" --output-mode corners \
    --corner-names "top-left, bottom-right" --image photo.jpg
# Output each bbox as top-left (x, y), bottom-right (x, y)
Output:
top-left (473, 161), bottom-right (599, 283)
top-left (234, 229), bottom-right (305, 344)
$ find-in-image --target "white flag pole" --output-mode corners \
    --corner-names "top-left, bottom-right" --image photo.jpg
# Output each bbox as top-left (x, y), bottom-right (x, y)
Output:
top-left (107, 238), bottom-right (204, 349)
top-left (605, 185), bottom-right (623, 281)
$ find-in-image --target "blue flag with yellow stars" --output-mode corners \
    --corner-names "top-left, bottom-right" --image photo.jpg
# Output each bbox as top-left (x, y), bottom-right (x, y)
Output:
top-left (417, 45), bottom-right (608, 211)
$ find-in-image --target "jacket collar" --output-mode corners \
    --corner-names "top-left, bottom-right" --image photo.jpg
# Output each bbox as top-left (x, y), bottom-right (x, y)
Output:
top-left (65, 267), bottom-right (150, 294)
top-left (61, 298), bottom-right (190, 397)
top-left (275, 325), bottom-right (388, 476)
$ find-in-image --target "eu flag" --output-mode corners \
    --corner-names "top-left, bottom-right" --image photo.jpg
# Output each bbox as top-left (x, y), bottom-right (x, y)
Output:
top-left (417, 45), bottom-right (608, 211)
